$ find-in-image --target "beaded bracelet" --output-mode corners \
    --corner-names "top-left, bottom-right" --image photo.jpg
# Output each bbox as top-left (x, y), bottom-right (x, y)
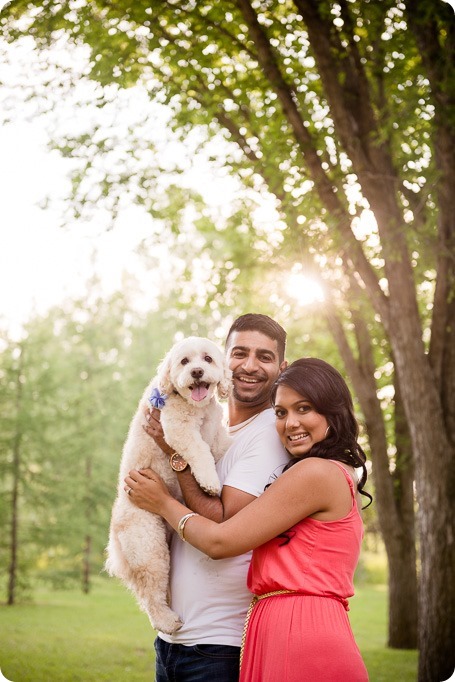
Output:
top-left (177, 512), bottom-right (200, 541)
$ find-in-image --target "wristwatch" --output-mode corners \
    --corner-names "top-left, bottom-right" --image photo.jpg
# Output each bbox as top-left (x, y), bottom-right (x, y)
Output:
top-left (169, 452), bottom-right (188, 472)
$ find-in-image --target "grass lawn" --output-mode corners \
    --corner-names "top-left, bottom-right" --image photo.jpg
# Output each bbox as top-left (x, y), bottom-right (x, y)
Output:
top-left (350, 584), bottom-right (418, 682)
top-left (0, 579), bottom-right (154, 682)
top-left (0, 579), bottom-right (417, 681)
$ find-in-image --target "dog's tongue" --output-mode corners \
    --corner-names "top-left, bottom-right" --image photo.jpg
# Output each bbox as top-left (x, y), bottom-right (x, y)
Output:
top-left (191, 385), bottom-right (208, 402)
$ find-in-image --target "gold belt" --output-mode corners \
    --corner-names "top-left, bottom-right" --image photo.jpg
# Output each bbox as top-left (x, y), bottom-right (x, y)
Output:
top-left (239, 590), bottom-right (295, 669)
top-left (239, 591), bottom-right (350, 669)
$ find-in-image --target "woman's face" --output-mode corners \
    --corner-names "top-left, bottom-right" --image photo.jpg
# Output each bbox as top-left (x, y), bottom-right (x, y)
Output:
top-left (274, 384), bottom-right (329, 458)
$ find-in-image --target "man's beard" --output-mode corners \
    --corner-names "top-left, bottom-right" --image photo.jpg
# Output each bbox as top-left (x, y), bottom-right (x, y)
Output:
top-left (232, 382), bottom-right (268, 405)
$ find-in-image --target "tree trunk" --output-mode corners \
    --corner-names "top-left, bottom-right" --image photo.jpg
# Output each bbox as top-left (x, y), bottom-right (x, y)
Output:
top-left (387, 534), bottom-right (418, 649)
top-left (391, 308), bottom-right (455, 681)
top-left (415, 438), bottom-right (455, 682)
top-left (362, 400), bottom-right (417, 650)
top-left (292, 1), bottom-right (454, 674)
top-left (7, 432), bottom-right (20, 606)
top-left (82, 533), bottom-right (92, 595)
top-left (415, 434), bottom-right (455, 682)
top-left (82, 456), bottom-right (93, 594)
top-left (326, 298), bottom-right (418, 648)
top-left (404, 6), bottom-right (455, 675)
top-left (389, 376), bottom-right (418, 648)
top-left (7, 348), bottom-right (24, 606)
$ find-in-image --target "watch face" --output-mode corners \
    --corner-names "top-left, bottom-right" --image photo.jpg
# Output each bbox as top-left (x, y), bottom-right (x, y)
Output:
top-left (170, 453), bottom-right (188, 472)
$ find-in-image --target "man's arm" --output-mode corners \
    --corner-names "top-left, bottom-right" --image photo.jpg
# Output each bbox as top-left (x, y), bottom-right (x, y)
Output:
top-left (143, 408), bottom-right (255, 522)
top-left (174, 469), bottom-right (256, 522)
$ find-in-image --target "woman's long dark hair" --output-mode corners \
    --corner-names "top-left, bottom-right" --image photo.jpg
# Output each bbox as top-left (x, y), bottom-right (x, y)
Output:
top-left (271, 358), bottom-right (373, 508)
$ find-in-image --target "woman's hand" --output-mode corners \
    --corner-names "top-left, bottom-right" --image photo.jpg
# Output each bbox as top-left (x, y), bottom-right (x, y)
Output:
top-left (124, 468), bottom-right (172, 515)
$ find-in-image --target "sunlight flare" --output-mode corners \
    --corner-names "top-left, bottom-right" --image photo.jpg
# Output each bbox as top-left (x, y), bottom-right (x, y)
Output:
top-left (285, 273), bottom-right (325, 306)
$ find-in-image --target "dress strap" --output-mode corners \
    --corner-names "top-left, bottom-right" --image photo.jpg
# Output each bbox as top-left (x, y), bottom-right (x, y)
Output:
top-left (328, 460), bottom-right (356, 503)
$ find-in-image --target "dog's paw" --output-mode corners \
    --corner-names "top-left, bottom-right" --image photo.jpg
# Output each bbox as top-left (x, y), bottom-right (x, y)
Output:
top-left (199, 481), bottom-right (222, 496)
top-left (152, 611), bottom-right (183, 635)
top-left (188, 462), bottom-right (221, 496)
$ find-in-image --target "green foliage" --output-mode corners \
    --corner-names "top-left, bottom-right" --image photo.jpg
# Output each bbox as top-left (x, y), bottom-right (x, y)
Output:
top-left (0, 0), bottom-right (448, 283)
top-left (0, 281), bottom-right (237, 599)
top-left (1, 2), bottom-right (453, 662)
top-left (0, 1), bottom-right (444, 371)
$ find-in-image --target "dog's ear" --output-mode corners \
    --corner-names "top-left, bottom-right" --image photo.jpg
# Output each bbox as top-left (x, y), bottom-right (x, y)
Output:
top-left (217, 364), bottom-right (233, 400)
top-left (156, 350), bottom-right (174, 395)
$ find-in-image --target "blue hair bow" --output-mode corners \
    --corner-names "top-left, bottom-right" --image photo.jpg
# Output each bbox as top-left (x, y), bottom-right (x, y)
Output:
top-left (149, 387), bottom-right (167, 410)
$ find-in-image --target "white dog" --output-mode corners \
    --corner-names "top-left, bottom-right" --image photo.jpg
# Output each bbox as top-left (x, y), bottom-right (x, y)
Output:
top-left (105, 336), bottom-right (232, 634)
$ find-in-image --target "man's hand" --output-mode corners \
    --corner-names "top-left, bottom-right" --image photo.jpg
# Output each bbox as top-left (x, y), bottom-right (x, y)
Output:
top-left (142, 406), bottom-right (174, 457)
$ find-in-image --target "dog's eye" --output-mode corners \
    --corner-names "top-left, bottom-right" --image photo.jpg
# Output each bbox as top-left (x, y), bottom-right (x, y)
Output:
top-left (181, 357), bottom-right (189, 365)
top-left (204, 355), bottom-right (213, 363)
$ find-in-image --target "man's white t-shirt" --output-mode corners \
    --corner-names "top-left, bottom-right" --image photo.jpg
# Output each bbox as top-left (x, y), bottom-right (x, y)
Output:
top-left (158, 408), bottom-right (289, 646)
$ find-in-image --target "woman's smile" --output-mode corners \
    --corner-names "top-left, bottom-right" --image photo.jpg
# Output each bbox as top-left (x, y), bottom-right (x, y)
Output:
top-left (288, 432), bottom-right (309, 443)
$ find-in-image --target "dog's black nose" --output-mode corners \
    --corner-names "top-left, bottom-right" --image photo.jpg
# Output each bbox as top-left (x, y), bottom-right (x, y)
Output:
top-left (191, 368), bottom-right (204, 379)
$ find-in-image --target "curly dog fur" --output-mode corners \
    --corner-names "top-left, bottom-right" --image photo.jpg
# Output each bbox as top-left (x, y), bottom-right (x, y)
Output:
top-left (105, 337), bottom-right (232, 634)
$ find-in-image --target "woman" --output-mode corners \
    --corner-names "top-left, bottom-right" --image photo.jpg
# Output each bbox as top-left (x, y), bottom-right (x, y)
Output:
top-left (125, 358), bottom-right (371, 681)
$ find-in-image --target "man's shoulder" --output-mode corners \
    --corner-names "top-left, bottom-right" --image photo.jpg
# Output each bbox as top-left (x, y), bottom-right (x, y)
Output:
top-left (248, 407), bottom-right (276, 430)
top-left (226, 409), bottom-right (284, 458)
top-left (256, 407), bottom-right (275, 423)
top-left (227, 408), bottom-right (276, 443)
top-left (247, 408), bottom-right (279, 437)
top-left (218, 406), bottom-right (289, 492)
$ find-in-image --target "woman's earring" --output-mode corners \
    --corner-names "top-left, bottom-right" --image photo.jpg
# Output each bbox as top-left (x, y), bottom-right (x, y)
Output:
top-left (324, 426), bottom-right (330, 438)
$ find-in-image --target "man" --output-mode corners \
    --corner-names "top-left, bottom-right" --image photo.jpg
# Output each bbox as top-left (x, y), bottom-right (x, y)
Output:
top-left (132, 313), bottom-right (289, 681)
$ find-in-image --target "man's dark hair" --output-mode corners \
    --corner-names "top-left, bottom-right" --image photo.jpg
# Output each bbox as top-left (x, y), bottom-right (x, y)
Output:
top-left (225, 313), bottom-right (287, 362)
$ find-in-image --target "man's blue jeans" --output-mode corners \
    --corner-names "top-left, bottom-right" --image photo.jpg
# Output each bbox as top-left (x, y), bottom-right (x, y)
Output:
top-left (154, 636), bottom-right (240, 681)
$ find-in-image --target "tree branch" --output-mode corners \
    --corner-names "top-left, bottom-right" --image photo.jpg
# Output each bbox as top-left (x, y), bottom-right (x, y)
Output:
top-left (234, 0), bottom-right (389, 322)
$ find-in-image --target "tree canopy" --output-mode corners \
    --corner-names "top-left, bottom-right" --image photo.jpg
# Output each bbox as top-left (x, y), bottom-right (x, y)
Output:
top-left (1, 2), bottom-right (454, 678)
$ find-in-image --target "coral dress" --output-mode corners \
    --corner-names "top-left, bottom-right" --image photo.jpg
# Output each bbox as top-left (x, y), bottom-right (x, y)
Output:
top-left (240, 461), bottom-right (369, 682)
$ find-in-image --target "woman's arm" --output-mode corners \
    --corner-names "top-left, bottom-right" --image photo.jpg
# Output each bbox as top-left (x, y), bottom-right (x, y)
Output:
top-left (126, 457), bottom-right (348, 559)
